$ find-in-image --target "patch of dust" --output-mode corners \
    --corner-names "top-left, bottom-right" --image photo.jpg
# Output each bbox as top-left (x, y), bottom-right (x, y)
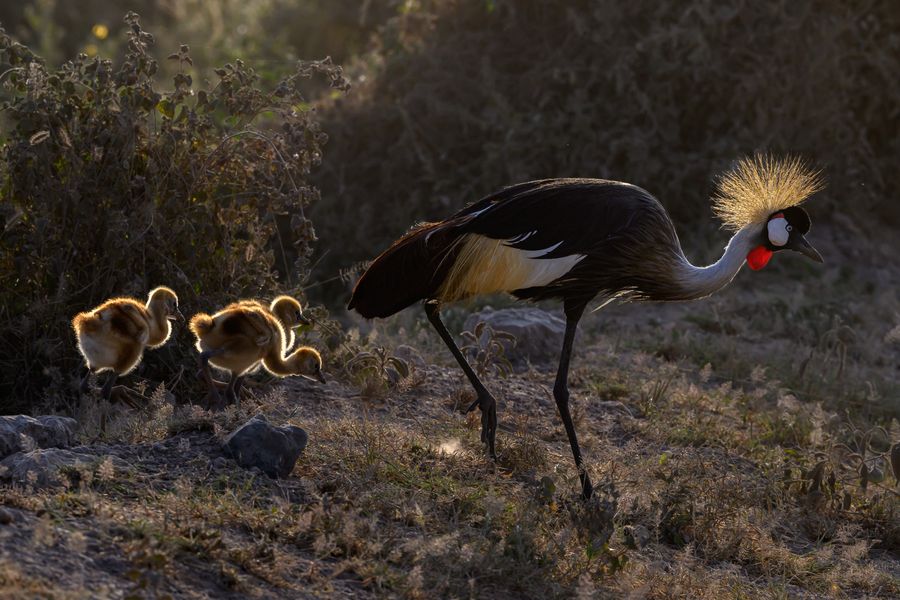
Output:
top-left (437, 438), bottom-right (461, 455)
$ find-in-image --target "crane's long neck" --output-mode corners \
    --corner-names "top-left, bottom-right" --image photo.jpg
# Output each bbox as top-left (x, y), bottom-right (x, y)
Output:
top-left (671, 224), bottom-right (759, 300)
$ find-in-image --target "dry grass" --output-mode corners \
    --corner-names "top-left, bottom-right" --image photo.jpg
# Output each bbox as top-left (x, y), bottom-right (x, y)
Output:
top-left (1, 239), bottom-right (898, 598)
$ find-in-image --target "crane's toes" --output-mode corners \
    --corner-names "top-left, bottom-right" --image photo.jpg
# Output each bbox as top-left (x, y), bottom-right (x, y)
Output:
top-left (581, 480), bottom-right (594, 501)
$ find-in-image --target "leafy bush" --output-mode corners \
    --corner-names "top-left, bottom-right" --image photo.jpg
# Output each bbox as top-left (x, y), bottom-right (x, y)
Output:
top-left (460, 321), bottom-right (516, 379)
top-left (312, 0), bottom-right (900, 299)
top-left (0, 12), bottom-right (348, 412)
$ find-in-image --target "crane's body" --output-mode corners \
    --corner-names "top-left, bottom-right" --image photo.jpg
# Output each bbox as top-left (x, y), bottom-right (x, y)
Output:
top-left (349, 157), bottom-right (823, 499)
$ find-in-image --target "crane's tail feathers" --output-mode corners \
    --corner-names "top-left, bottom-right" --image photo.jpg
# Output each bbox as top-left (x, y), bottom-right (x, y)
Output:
top-left (348, 222), bottom-right (462, 319)
top-left (189, 313), bottom-right (214, 337)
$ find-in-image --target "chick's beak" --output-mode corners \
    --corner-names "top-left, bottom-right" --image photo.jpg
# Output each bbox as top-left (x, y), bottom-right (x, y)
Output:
top-left (297, 313), bottom-right (313, 327)
top-left (787, 234), bottom-right (824, 263)
top-left (169, 307), bottom-right (185, 322)
top-left (301, 369), bottom-right (327, 384)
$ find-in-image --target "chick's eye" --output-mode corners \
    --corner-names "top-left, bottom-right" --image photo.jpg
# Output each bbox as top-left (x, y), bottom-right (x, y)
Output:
top-left (786, 225), bottom-right (793, 232)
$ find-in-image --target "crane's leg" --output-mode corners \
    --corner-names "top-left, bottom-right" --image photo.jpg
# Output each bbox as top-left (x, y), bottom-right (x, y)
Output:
top-left (555, 300), bottom-right (593, 500)
top-left (424, 301), bottom-right (497, 459)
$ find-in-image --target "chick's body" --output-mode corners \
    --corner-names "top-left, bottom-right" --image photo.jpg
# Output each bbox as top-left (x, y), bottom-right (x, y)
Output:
top-left (190, 304), bottom-right (284, 376)
top-left (72, 287), bottom-right (180, 378)
top-left (190, 300), bottom-right (323, 407)
top-left (224, 296), bottom-right (308, 353)
top-left (72, 300), bottom-right (151, 375)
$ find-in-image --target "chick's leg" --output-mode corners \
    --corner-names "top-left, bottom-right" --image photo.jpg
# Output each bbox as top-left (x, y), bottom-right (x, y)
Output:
top-left (99, 372), bottom-right (117, 433)
top-left (226, 373), bottom-right (243, 409)
top-left (198, 348), bottom-right (227, 409)
top-left (79, 368), bottom-right (93, 395)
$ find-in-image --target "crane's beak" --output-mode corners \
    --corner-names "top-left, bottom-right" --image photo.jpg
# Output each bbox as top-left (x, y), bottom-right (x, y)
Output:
top-left (168, 307), bottom-right (185, 322)
top-left (296, 313), bottom-right (313, 327)
top-left (787, 234), bottom-right (824, 263)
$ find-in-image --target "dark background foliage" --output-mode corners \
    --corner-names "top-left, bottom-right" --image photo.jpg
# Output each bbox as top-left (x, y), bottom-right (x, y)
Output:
top-left (0, 12), bottom-right (346, 413)
top-left (0, 0), bottom-right (897, 411)
top-left (311, 0), bottom-right (899, 300)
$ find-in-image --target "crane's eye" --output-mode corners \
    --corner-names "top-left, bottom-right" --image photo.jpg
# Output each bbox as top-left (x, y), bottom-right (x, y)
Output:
top-left (786, 225), bottom-right (793, 232)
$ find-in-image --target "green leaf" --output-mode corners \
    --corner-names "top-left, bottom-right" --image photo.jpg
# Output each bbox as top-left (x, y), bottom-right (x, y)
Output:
top-left (156, 99), bottom-right (174, 119)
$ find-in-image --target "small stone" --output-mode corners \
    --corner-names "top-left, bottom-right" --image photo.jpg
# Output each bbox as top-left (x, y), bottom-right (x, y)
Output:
top-left (222, 415), bottom-right (308, 479)
top-left (211, 457), bottom-right (229, 469)
top-left (0, 448), bottom-right (127, 488)
top-left (0, 507), bottom-right (13, 525)
top-left (0, 415), bottom-right (78, 460)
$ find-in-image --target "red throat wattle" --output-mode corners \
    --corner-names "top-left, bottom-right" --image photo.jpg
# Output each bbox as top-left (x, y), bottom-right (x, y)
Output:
top-left (746, 245), bottom-right (773, 270)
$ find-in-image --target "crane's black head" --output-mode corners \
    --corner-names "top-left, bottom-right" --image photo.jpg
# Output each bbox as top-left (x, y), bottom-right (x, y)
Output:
top-left (746, 206), bottom-right (823, 270)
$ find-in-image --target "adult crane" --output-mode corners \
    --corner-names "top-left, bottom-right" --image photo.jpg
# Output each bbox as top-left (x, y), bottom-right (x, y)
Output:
top-left (348, 156), bottom-right (823, 499)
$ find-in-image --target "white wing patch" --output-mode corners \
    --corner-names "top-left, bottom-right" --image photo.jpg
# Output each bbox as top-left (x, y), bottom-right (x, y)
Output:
top-left (438, 234), bottom-right (585, 302)
top-left (520, 240), bottom-right (563, 258)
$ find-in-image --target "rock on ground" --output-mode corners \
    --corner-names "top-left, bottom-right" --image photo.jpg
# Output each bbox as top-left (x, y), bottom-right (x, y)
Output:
top-left (0, 448), bottom-right (126, 487)
top-left (222, 414), bottom-right (308, 478)
top-left (0, 415), bottom-right (78, 459)
top-left (463, 307), bottom-right (567, 368)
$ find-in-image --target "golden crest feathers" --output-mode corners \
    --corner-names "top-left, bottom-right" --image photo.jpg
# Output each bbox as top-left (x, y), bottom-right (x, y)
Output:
top-left (712, 155), bottom-right (823, 231)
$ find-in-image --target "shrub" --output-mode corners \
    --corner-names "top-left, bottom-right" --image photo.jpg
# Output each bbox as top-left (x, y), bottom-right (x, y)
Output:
top-left (312, 0), bottom-right (900, 301)
top-left (0, 12), bottom-right (348, 413)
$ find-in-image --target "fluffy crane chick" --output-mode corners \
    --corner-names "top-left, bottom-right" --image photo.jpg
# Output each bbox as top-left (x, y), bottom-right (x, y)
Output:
top-left (227, 295), bottom-right (311, 353)
top-left (72, 286), bottom-right (182, 400)
top-left (208, 296), bottom-right (312, 397)
top-left (189, 303), bottom-right (323, 408)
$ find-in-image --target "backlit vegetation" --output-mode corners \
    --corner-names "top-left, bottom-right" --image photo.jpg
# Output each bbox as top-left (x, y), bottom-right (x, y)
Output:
top-left (0, 2), bottom-right (897, 598)
top-left (0, 13), bottom-right (347, 412)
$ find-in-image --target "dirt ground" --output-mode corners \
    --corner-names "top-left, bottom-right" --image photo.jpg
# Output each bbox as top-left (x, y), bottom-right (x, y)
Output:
top-left (1, 224), bottom-right (898, 598)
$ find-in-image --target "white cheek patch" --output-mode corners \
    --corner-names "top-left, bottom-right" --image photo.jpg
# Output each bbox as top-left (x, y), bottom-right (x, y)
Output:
top-left (767, 217), bottom-right (790, 247)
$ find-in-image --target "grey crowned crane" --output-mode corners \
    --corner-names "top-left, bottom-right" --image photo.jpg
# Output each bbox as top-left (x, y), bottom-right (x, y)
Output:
top-left (348, 156), bottom-right (823, 499)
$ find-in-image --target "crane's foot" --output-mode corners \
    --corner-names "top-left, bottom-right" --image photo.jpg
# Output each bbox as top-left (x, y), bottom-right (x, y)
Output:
top-left (580, 473), bottom-right (594, 501)
top-left (466, 392), bottom-right (497, 460)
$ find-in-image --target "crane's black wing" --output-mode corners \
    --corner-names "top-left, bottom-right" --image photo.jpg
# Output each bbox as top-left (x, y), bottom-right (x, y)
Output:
top-left (451, 178), bottom-right (682, 303)
top-left (453, 178), bottom-right (666, 258)
top-left (349, 177), bottom-right (683, 317)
